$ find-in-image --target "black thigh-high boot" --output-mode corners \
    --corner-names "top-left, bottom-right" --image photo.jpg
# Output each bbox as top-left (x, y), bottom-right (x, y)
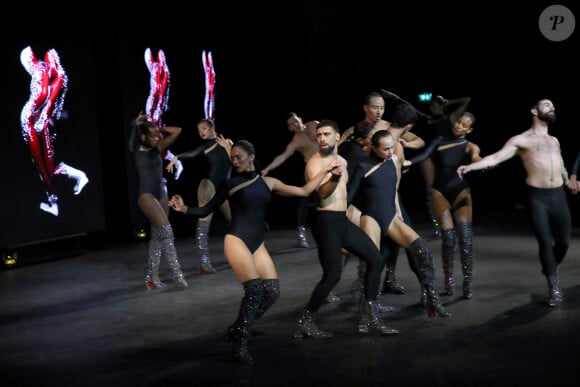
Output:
top-left (255, 279), bottom-right (281, 320)
top-left (456, 222), bottom-right (473, 299)
top-left (407, 238), bottom-right (451, 318)
top-left (441, 228), bottom-right (457, 296)
top-left (226, 279), bottom-right (264, 363)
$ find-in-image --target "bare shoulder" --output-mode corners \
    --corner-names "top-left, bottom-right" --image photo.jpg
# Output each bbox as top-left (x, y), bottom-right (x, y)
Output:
top-left (374, 120), bottom-right (390, 131)
top-left (507, 131), bottom-right (531, 146)
top-left (549, 134), bottom-right (561, 146)
top-left (304, 120), bottom-right (319, 131)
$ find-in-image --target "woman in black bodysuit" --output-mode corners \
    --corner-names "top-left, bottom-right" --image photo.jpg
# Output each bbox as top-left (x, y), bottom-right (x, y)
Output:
top-left (167, 118), bottom-right (232, 274)
top-left (170, 138), bottom-right (340, 364)
top-left (129, 112), bottom-right (188, 290)
top-left (348, 130), bottom-right (450, 318)
top-left (407, 112), bottom-right (482, 299)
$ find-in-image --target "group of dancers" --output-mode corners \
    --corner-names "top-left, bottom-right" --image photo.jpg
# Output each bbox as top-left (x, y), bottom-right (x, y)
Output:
top-left (19, 44), bottom-right (574, 366)
top-left (130, 89), bottom-right (574, 365)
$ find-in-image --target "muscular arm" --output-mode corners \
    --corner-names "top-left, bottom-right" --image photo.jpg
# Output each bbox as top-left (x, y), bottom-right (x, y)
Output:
top-left (400, 131), bottom-right (425, 149)
top-left (268, 159), bottom-right (340, 197)
top-left (306, 157), bottom-right (342, 199)
top-left (457, 136), bottom-right (519, 177)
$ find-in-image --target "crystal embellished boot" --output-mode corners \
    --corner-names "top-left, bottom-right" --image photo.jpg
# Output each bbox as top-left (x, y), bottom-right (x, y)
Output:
top-left (293, 309), bottom-right (333, 339)
top-left (226, 279), bottom-right (263, 363)
top-left (297, 225), bottom-right (310, 248)
top-left (357, 299), bottom-right (399, 335)
top-left (441, 228), bottom-right (457, 296)
top-left (196, 220), bottom-right (216, 274)
top-left (457, 222), bottom-right (473, 299)
top-left (146, 226), bottom-right (165, 290)
top-left (407, 238), bottom-right (451, 318)
top-left (546, 274), bottom-right (563, 307)
top-left (160, 225), bottom-right (188, 289)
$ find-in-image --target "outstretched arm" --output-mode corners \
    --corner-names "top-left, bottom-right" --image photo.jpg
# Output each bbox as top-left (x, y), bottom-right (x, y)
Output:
top-left (169, 185), bottom-right (228, 217)
top-left (381, 89), bottom-right (431, 120)
top-left (268, 158), bottom-right (342, 196)
top-left (399, 131), bottom-right (425, 150)
top-left (457, 137), bottom-right (518, 178)
top-left (261, 141), bottom-right (297, 176)
top-left (407, 136), bottom-right (443, 165)
top-left (166, 145), bottom-right (205, 173)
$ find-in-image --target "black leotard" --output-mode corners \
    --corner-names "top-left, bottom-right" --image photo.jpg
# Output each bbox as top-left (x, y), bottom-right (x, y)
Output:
top-left (185, 171), bottom-right (271, 253)
top-left (177, 138), bottom-right (231, 188)
top-left (135, 148), bottom-right (164, 200)
top-left (347, 153), bottom-right (398, 232)
top-left (409, 136), bottom-right (470, 204)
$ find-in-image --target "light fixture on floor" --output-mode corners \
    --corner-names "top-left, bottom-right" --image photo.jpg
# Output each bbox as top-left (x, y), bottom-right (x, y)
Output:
top-left (134, 228), bottom-right (148, 240)
top-left (2, 251), bottom-right (18, 267)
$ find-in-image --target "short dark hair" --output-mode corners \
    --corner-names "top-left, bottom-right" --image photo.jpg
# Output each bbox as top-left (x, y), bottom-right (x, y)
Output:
top-left (390, 104), bottom-right (418, 128)
top-left (316, 119), bottom-right (340, 133)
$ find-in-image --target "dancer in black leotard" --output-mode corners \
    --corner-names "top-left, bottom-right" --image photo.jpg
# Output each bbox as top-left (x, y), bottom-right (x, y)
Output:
top-left (348, 129), bottom-right (450, 317)
top-left (412, 94), bottom-right (471, 236)
top-left (129, 112), bottom-right (188, 290)
top-left (167, 118), bottom-right (232, 274)
top-left (342, 92), bottom-right (426, 297)
top-left (458, 99), bottom-right (572, 307)
top-left (294, 120), bottom-right (400, 340)
top-left (407, 112), bottom-right (482, 299)
top-left (170, 138), bottom-right (341, 364)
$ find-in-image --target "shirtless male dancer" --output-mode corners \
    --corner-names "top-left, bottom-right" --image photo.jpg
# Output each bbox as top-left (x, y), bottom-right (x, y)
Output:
top-left (458, 99), bottom-right (572, 307)
top-left (294, 120), bottom-right (399, 339)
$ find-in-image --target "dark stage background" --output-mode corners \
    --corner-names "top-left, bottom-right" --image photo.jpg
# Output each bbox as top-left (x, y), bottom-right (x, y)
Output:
top-left (1, 1), bottom-right (578, 261)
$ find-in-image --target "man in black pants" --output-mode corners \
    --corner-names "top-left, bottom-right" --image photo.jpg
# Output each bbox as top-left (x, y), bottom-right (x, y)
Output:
top-left (458, 99), bottom-right (572, 307)
top-left (294, 120), bottom-right (399, 338)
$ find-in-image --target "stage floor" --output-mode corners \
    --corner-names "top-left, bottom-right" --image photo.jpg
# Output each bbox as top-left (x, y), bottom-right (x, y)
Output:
top-left (1, 219), bottom-right (579, 386)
